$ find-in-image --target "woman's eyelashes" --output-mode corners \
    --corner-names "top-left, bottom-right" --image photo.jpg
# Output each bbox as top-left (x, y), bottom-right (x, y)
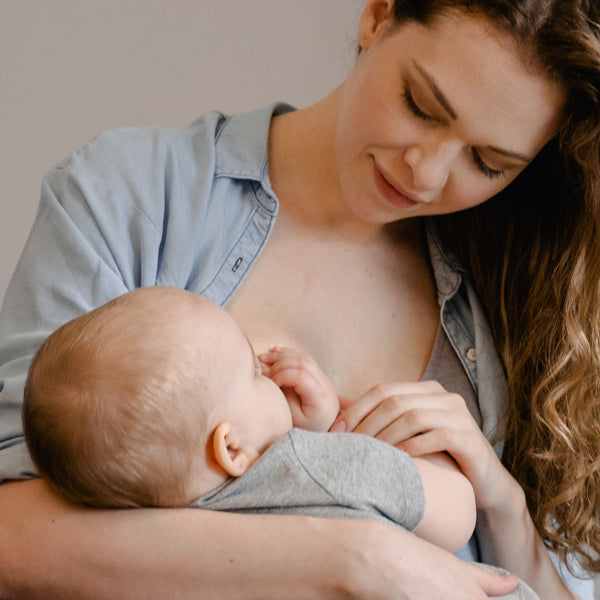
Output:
top-left (471, 148), bottom-right (506, 180)
top-left (403, 86), bottom-right (437, 123)
top-left (402, 84), bottom-right (506, 181)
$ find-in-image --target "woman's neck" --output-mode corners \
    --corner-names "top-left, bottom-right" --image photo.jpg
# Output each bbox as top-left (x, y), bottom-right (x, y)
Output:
top-left (268, 87), bottom-right (391, 243)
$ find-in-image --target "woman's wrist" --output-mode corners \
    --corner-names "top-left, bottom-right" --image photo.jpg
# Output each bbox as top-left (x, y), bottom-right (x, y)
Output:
top-left (477, 466), bottom-right (527, 522)
top-left (476, 481), bottom-right (577, 599)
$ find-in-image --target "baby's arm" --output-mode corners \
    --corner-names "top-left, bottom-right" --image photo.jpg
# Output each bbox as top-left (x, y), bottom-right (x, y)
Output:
top-left (259, 347), bottom-right (339, 431)
top-left (413, 452), bottom-right (477, 554)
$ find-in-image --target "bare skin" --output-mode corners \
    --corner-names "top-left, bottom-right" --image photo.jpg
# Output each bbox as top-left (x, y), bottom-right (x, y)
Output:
top-left (0, 478), bottom-right (520, 600)
top-left (227, 211), bottom-right (440, 401)
top-left (0, 1), bottom-right (578, 599)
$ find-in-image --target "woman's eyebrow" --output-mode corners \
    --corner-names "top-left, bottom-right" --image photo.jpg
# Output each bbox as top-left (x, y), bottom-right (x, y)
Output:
top-left (413, 60), bottom-right (458, 120)
top-left (413, 60), bottom-right (532, 163)
top-left (485, 145), bottom-right (531, 163)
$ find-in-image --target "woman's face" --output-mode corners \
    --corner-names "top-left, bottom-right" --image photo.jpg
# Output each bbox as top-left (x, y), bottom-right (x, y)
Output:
top-left (333, 2), bottom-right (565, 224)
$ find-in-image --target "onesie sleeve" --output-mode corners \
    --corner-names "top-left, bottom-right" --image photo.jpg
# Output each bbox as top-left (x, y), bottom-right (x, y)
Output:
top-left (288, 429), bottom-right (426, 532)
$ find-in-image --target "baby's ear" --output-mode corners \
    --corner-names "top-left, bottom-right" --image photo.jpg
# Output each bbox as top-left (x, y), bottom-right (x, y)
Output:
top-left (212, 422), bottom-right (257, 477)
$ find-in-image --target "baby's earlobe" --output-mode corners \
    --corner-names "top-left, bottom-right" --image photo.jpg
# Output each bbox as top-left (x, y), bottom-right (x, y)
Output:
top-left (212, 422), bottom-right (256, 477)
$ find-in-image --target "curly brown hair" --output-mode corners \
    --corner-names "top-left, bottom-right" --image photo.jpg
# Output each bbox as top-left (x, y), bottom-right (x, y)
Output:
top-left (390, 0), bottom-right (600, 575)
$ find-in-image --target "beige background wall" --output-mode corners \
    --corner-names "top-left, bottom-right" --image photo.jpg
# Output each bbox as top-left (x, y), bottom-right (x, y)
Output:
top-left (0, 0), bottom-right (361, 301)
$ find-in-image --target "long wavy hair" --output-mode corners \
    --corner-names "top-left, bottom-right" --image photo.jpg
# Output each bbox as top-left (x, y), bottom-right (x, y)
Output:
top-left (390, 0), bottom-right (600, 574)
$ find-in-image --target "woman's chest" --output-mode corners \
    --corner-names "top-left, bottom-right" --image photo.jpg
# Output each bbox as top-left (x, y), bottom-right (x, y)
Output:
top-left (226, 223), bottom-right (440, 399)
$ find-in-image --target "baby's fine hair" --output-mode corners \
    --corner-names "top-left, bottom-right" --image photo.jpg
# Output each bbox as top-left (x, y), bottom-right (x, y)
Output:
top-left (23, 287), bottom-right (212, 508)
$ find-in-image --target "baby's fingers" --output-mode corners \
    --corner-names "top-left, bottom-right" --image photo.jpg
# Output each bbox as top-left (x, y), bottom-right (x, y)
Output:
top-left (258, 346), bottom-right (286, 366)
top-left (260, 347), bottom-right (311, 371)
top-left (268, 365), bottom-right (308, 391)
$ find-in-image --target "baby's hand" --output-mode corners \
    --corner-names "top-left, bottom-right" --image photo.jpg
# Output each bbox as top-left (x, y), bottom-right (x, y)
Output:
top-left (259, 347), bottom-right (339, 431)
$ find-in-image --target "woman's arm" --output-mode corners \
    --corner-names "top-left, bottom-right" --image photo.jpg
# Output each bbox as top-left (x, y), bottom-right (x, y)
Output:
top-left (476, 483), bottom-right (582, 600)
top-left (332, 381), bottom-right (582, 599)
top-left (0, 478), bottom-right (518, 600)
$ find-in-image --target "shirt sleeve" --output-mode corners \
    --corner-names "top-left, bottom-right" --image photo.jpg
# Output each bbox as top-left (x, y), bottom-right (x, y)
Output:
top-left (0, 129), bottom-right (173, 481)
top-left (288, 429), bottom-right (426, 532)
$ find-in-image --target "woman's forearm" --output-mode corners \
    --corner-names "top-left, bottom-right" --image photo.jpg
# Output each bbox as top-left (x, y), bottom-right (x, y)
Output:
top-left (476, 482), bottom-right (580, 600)
top-left (0, 479), bottom-right (354, 600)
top-left (0, 478), bottom-right (523, 600)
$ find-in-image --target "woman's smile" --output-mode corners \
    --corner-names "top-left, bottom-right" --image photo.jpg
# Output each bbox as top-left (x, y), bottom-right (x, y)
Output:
top-left (373, 160), bottom-right (422, 208)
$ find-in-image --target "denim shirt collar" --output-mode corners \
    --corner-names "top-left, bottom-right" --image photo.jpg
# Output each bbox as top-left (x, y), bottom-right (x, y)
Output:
top-left (424, 218), bottom-right (465, 304)
top-left (214, 102), bottom-right (295, 213)
top-left (425, 220), bottom-right (508, 453)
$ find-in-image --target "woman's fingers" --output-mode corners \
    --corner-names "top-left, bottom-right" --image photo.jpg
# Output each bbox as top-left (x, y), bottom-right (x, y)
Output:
top-left (330, 381), bottom-right (423, 431)
top-left (374, 408), bottom-right (461, 448)
top-left (328, 381), bottom-right (515, 510)
top-left (330, 380), bottom-right (459, 435)
top-left (347, 520), bottom-right (520, 600)
top-left (466, 563), bottom-right (519, 596)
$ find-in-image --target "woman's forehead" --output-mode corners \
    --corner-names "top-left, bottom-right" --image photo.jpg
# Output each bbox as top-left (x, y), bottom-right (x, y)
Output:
top-left (392, 12), bottom-right (564, 154)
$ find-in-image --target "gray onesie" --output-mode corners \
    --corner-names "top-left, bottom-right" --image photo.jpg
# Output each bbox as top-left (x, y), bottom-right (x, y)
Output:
top-left (193, 428), bottom-right (540, 600)
top-left (194, 428), bottom-right (424, 530)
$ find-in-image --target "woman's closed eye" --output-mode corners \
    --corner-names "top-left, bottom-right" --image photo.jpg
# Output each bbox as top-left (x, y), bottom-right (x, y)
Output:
top-left (402, 84), bottom-right (506, 181)
top-left (471, 148), bottom-right (506, 181)
top-left (403, 85), bottom-right (438, 123)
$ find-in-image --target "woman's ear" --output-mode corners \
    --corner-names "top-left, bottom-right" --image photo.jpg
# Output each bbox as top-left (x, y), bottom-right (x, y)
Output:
top-left (212, 422), bottom-right (257, 477)
top-left (358, 0), bottom-right (395, 52)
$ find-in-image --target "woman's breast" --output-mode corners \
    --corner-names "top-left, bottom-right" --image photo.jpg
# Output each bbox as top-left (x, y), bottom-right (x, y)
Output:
top-left (226, 226), bottom-right (440, 400)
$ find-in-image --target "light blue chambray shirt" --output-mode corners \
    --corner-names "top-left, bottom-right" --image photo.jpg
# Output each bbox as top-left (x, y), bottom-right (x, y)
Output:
top-left (0, 103), bottom-right (593, 597)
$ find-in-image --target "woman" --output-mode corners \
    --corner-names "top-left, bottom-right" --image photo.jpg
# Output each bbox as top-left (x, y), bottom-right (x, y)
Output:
top-left (0, 0), bottom-right (598, 598)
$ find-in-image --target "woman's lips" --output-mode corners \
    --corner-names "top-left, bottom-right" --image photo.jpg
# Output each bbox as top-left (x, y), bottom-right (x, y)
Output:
top-left (373, 163), bottom-right (420, 208)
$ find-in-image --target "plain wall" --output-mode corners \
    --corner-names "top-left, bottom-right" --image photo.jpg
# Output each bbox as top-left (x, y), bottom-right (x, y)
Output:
top-left (0, 0), bottom-right (362, 301)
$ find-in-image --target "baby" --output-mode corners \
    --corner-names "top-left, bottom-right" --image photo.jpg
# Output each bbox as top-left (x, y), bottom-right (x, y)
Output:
top-left (22, 286), bottom-right (542, 598)
top-left (24, 286), bottom-right (476, 554)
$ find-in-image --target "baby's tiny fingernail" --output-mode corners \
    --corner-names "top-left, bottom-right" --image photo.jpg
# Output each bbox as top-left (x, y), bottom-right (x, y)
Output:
top-left (330, 420), bottom-right (347, 433)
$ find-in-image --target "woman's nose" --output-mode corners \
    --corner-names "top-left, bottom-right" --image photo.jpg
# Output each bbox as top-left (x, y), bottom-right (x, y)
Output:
top-left (404, 135), bottom-right (462, 192)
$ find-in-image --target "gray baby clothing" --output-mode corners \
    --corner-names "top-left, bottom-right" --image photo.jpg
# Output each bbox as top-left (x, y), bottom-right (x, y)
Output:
top-left (194, 428), bottom-right (539, 600)
top-left (194, 428), bottom-right (425, 532)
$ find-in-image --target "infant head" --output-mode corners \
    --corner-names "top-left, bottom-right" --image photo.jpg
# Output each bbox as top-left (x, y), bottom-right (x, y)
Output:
top-left (23, 287), bottom-right (292, 508)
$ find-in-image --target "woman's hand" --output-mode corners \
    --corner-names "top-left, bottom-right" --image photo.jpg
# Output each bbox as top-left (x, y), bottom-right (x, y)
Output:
top-left (337, 518), bottom-right (519, 599)
top-left (259, 346), bottom-right (340, 431)
top-left (330, 381), bottom-right (518, 510)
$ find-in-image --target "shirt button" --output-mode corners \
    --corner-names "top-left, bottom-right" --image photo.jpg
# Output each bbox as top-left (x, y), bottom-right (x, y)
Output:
top-left (466, 347), bottom-right (477, 362)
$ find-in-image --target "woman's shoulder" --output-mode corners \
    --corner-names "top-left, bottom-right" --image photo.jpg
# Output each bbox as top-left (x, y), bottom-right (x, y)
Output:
top-left (41, 103), bottom-right (294, 212)
top-left (45, 110), bottom-right (229, 197)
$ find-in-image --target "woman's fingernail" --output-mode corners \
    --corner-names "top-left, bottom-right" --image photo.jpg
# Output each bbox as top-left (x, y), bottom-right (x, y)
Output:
top-left (330, 420), bottom-right (347, 433)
